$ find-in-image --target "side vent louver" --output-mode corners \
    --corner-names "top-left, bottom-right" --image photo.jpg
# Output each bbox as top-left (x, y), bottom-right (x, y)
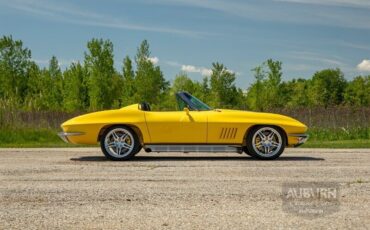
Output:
top-left (219, 128), bottom-right (238, 139)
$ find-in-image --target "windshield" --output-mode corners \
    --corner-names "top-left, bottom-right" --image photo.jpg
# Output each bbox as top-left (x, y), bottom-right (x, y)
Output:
top-left (176, 92), bottom-right (212, 111)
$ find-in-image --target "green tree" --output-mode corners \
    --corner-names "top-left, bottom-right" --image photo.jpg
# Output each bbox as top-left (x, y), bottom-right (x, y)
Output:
top-left (265, 59), bottom-right (283, 108)
top-left (134, 40), bottom-right (169, 107)
top-left (246, 65), bottom-right (267, 111)
top-left (24, 62), bottom-right (43, 110)
top-left (172, 73), bottom-right (202, 96)
top-left (253, 65), bottom-right (265, 110)
top-left (163, 72), bottom-right (204, 110)
top-left (84, 38), bottom-right (115, 110)
top-left (344, 75), bottom-right (370, 106)
top-left (63, 62), bottom-right (88, 112)
top-left (284, 78), bottom-right (310, 107)
top-left (111, 71), bottom-right (124, 108)
top-left (200, 77), bottom-right (211, 103)
top-left (309, 68), bottom-right (347, 106)
top-left (47, 56), bottom-right (63, 110)
top-left (121, 56), bottom-right (136, 106)
top-left (0, 35), bottom-right (32, 106)
top-left (209, 62), bottom-right (241, 108)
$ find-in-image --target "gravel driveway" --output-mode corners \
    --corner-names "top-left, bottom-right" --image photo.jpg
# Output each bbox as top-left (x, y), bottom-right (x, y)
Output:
top-left (0, 148), bottom-right (369, 229)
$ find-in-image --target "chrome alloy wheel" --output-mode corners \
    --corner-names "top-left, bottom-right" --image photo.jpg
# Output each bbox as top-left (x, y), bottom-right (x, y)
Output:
top-left (104, 128), bottom-right (134, 158)
top-left (252, 127), bottom-right (282, 157)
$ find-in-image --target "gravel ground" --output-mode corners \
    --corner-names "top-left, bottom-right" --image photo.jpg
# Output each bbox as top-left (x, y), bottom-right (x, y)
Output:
top-left (0, 148), bottom-right (369, 229)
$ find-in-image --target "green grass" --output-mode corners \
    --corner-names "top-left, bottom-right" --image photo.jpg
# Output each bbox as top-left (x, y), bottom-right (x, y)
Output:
top-left (302, 127), bottom-right (370, 148)
top-left (0, 128), bottom-right (60, 145)
top-left (0, 127), bottom-right (369, 148)
top-left (302, 139), bottom-right (370, 148)
top-left (307, 127), bottom-right (369, 141)
top-left (0, 128), bottom-right (93, 148)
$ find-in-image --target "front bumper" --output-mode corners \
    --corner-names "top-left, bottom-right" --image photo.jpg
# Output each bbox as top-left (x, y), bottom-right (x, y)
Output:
top-left (57, 132), bottom-right (85, 143)
top-left (289, 133), bottom-right (309, 147)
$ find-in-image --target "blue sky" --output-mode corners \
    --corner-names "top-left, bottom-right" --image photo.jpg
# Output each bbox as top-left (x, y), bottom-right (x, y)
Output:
top-left (1, 0), bottom-right (370, 88)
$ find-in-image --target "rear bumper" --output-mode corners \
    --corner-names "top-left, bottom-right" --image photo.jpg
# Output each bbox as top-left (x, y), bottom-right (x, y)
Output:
top-left (57, 132), bottom-right (85, 143)
top-left (289, 133), bottom-right (309, 147)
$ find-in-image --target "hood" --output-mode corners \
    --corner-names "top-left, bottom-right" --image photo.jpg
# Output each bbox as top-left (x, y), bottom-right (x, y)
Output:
top-left (218, 109), bottom-right (307, 129)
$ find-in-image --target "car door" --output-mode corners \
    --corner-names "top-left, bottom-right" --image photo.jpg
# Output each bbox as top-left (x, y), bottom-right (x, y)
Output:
top-left (144, 110), bottom-right (207, 143)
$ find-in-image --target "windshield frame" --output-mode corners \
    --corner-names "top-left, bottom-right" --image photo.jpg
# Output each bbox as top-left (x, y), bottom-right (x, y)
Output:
top-left (176, 92), bottom-right (212, 111)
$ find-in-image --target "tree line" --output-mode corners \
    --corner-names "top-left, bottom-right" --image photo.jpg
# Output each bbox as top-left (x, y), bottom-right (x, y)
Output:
top-left (0, 35), bottom-right (369, 112)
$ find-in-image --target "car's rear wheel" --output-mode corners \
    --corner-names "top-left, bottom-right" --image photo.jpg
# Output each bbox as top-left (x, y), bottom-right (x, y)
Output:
top-left (244, 126), bottom-right (286, 160)
top-left (100, 126), bottom-right (141, 161)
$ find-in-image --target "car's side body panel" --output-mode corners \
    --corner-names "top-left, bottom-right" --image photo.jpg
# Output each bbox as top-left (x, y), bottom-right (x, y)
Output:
top-left (144, 111), bottom-right (207, 143)
top-left (207, 110), bottom-right (250, 144)
top-left (61, 104), bottom-right (150, 144)
top-left (207, 109), bottom-right (307, 146)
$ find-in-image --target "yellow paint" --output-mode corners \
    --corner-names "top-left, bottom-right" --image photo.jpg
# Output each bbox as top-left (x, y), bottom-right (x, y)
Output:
top-left (144, 111), bottom-right (207, 143)
top-left (61, 104), bottom-right (307, 146)
top-left (61, 104), bottom-right (149, 144)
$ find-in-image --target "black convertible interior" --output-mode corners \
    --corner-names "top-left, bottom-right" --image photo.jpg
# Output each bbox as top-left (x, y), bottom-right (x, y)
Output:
top-left (140, 102), bottom-right (151, 111)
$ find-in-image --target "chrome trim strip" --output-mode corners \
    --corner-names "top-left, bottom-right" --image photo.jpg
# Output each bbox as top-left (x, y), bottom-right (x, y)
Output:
top-left (145, 144), bottom-right (242, 153)
top-left (288, 133), bottom-right (309, 145)
top-left (57, 132), bottom-right (85, 143)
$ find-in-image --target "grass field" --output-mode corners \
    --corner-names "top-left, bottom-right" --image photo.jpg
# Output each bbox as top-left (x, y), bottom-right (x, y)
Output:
top-left (0, 127), bottom-right (368, 148)
top-left (0, 128), bottom-right (69, 148)
top-left (303, 139), bottom-right (370, 148)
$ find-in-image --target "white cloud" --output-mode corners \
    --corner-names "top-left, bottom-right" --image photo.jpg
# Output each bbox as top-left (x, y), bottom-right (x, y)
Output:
top-left (147, 56), bottom-right (159, 65)
top-left (357, 60), bottom-right (370, 72)
top-left (340, 42), bottom-right (370, 51)
top-left (287, 51), bottom-right (345, 66)
top-left (181, 65), bottom-right (212, 76)
top-left (283, 51), bottom-right (361, 74)
top-left (164, 60), bottom-right (237, 77)
top-left (180, 64), bottom-right (237, 76)
top-left (225, 69), bottom-right (236, 74)
top-left (201, 68), bottom-right (213, 76)
top-left (181, 65), bottom-right (197, 72)
top-left (1, 0), bottom-right (204, 37)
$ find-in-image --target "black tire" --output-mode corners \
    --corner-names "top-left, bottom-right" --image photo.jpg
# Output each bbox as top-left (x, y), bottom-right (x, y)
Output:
top-left (100, 125), bottom-right (141, 161)
top-left (133, 147), bottom-right (142, 155)
top-left (244, 126), bottom-right (286, 160)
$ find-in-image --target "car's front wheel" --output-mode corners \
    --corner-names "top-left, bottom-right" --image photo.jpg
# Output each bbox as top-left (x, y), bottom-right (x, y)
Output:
top-left (244, 126), bottom-right (286, 160)
top-left (100, 126), bottom-right (141, 161)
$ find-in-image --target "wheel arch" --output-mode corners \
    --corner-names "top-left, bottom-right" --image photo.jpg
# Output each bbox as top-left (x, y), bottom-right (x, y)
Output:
top-left (242, 124), bottom-right (288, 146)
top-left (97, 124), bottom-right (144, 145)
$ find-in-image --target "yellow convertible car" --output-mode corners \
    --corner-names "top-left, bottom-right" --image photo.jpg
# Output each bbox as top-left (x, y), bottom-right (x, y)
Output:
top-left (58, 92), bottom-right (308, 160)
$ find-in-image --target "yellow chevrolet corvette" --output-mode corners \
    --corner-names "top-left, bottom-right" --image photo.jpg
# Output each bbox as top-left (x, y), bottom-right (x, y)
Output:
top-left (58, 91), bottom-right (308, 160)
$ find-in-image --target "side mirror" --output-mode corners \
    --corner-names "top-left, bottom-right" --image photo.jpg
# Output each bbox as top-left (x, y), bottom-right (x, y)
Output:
top-left (183, 107), bottom-right (190, 114)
